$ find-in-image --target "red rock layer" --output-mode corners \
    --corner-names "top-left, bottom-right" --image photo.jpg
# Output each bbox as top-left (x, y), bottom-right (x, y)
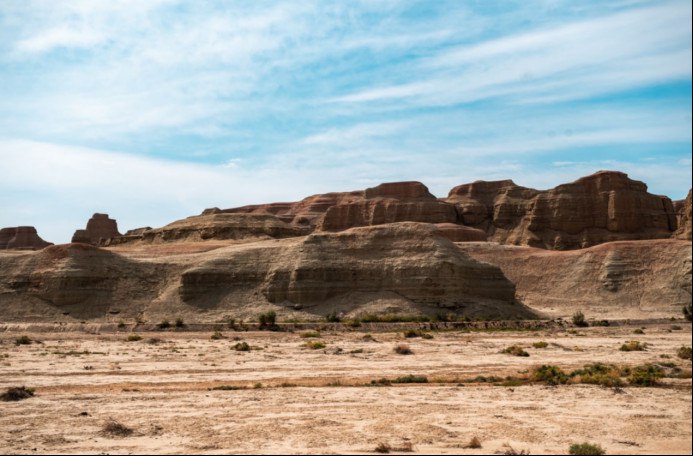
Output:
top-left (0, 226), bottom-right (53, 250)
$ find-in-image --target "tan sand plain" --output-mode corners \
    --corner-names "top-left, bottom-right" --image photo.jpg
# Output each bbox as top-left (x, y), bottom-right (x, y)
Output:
top-left (1, 323), bottom-right (691, 454)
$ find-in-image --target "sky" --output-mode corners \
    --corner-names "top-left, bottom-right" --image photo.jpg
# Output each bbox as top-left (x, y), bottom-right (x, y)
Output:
top-left (1, 0), bottom-right (691, 243)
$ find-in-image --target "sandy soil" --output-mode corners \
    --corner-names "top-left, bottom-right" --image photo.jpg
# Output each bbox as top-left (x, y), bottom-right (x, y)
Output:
top-left (1, 323), bottom-right (691, 454)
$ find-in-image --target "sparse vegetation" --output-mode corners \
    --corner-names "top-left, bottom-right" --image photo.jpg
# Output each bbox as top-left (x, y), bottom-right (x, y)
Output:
top-left (620, 340), bottom-right (647, 352)
top-left (359, 314), bottom-right (430, 323)
top-left (258, 311), bottom-right (278, 330)
top-left (677, 346), bottom-right (692, 360)
top-left (568, 442), bottom-right (605, 455)
top-left (464, 436), bottom-right (482, 449)
top-left (102, 419), bottom-right (134, 437)
top-left (532, 341), bottom-right (548, 349)
top-left (210, 331), bottom-right (224, 340)
top-left (300, 331), bottom-right (321, 338)
top-left (627, 364), bottom-right (664, 386)
top-left (374, 442), bottom-right (391, 453)
top-left (633, 328), bottom-right (644, 334)
top-left (126, 334), bottom-right (142, 342)
top-left (233, 342), bottom-right (250, 352)
top-left (369, 378), bottom-right (392, 386)
top-left (572, 311), bottom-right (588, 327)
top-left (392, 374), bottom-right (428, 384)
top-left (117, 321), bottom-right (126, 329)
top-left (175, 317), bottom-right (185, 328)
top-left (305, 341), bottom-right (326, 350)
top-left (325, 312), bottom-right (341, 323)
top-left (531, 365), bottom-right (569, 385)
top-left (15, 335), bottom-right (32, 346)
top-left (570, 363), bottom-right (623, 387)
top-left (0, 386), bottom-right (35, 401)
top-left (209, 385), bottom-right (246, 391)
top-left (394, 344), bottom-right (413, 355)
top-left (501, 345), bottom-right (529, 357)
top-left (403, 329), bottom-right (433, 339)
top-left (157, 320), bottom-right (171, 329)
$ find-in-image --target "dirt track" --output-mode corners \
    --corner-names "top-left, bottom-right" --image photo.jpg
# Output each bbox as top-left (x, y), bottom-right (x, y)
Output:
top-left (1, 323), bottom-right (691, 454)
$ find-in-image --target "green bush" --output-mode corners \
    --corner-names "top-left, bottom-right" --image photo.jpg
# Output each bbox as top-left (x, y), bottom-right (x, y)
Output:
top-left (572, 311), bottom-right (588, 327)
top-left (570, 363), bottom-right (623, 387)
top-left (628, 364), bottom-right (664, 386)
top-left (258, 311), bottom-right (278, 330)
top-left (569, 442), bottom-right (605, 455)
top-left (531, 365), bottom-right (569, 385)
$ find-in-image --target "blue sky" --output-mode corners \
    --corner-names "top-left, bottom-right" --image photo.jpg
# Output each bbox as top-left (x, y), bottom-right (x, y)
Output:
top-left (1, 0), bottom-right (691, 243)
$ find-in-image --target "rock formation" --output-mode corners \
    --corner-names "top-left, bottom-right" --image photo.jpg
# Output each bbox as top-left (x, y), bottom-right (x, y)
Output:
top-left (674, 189), bottom-right (692, 240)
top-left (72, 213), bottom-right (121, 245)
top-left (0, 226), bottom-right (53, 250)
top-left (446, 171), bottom-right (678, 249)
top-left (462, 239), bottom-right (691, 319)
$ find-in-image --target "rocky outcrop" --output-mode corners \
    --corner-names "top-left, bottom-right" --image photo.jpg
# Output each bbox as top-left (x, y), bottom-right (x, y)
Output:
top-left (446, 171), bottom-right (679, 249)
top-left (674, 189), bottom-right (692, 240)
top-left (71, 213), bottom-right (121, 245)
top-left (319, 182), bottom-right (458, 231)
top-left (179, 222), bottom-right (531, 319)
top-left (462, 239), bottom-right (691, 319)
top-left (0, 227), bottom-right (52, 250)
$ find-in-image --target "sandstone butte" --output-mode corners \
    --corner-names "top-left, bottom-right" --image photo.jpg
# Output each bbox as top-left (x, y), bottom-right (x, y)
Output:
top-left (0, 170), bottom-right (690, 322)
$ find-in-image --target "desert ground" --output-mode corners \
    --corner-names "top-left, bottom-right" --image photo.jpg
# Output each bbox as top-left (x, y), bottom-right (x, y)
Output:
top-left (1, 321), bottom-right (690, 455)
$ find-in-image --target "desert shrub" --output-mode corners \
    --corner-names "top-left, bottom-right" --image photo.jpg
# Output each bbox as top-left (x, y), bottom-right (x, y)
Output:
top-left (572, 311), bottom-right (588, 327)
top-left (102, 419), bottom-right (134, 437)
top-left (117, 321), bottom-right (126, 329)
top-left (670, 325), bottom-right (682, 330)
top-left (0, 386), bottom-right (35, 401)
top-left (531, 365), bottom-right (569, 385)
top-left (620, 340), bottom-right (647, 352)
top-left (210, 331), bottom-right (224, 340)
top-left (258, 311), bottom-right (278, 330)
top-left (305, 341), bottom-right (326, 350)
top-left (175, 317), bottom-right (185, 328)
top-left (233, 342), bottom-right (250, 352)
top-left (683, 303), bottom-right (692, 322)
top-left (633, 328), bottom-right (644, 335)
top-left (325, 312), bottom-right (341, 323)
top-left (209, 385), bottom-right (245, 391)
top-left (570, 363), bottom-right (623, 387)
top-left (345, 319), bottom-right (362, 328)
top-left (369, 378), bottom-right (392, 386)
top-left (146, 337), bottom-right (162, 344)
top-left (362, 334), bottom-right (376, 342)
top-left (532, 341), bottom-right (548, 349)
top-left (501, 345), bottom-right (529, 357)
top-left (568, 442), bottom-right (605, 455)
top-left (403, 329), bottom-right (420, 338)
top-left (593, 320), bottom-right (610, 327)
top-left (392, 374), bottom-right (428, 384)
top-left (224, 317), bottom-right (236, 329)
top-left (157, 320), bottom-right (171, 329)
top-left (300, 331), bottom-right (321, 338)
top-left (502, 444), bottom-right (530, 455)
top-left (126, 334), bottom-right (142, 342)
top-left (465, 436), bottom-right (482, 449)
top-left (394, 344), bottom-right (413, 355)
top-left (15, 335), bottom-right (32, 346)
top-left (677, 346), bottom-right (692, 360)
top-left (628, 364), bottom-right (664, 386)
top-left (374, 442), bottom-right (391, 453)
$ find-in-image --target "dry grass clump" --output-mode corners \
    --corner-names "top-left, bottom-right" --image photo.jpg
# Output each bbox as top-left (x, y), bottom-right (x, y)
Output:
top-left (620, 340), bottom-right (647, 351)
top-left (568, 442), bottom-right (605, 455)
top-left (300, 331), bottom-right (321, 338)
top-left (210, 331), bottom-right (224, 340)
top-left (126, 334), bottom-right (142, 342)
top-left (305, 341), bottom-right (326, 350)
top-left (464, 436), bottom-right (482, 448)
top-left (394, 344), bottom-right (413, 355)
top-left (102, 419), bottom-right (134, 437)
top-left (532, 341), bottom-right (548, 349)
top-left (392, 374), bottom-right (428, 384)
top-left (233, 341), bottom-right (251, 352)
top-left (0, 386), bottom-right (35, 401)
top-left (677, 346), bottom-right (692, 360)
top-left (501, 345), bottom-right (529, 357)
top-left (626, 364), bottom-right (663, 386)
top-left (374, 442), bottom-right (391, 453)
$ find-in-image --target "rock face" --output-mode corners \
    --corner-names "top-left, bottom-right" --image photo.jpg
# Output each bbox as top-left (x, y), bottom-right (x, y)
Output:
top-left (674, 189), bottom-right (692, 240)
top-left (319, 182), bottom-right (458, 231)
top-left (462, 239), bottom-right (691, 318)
top-left (0, 223), bottom-right (532, 321)
top-left (0, 227), bottom-right (53, 250)
top-left (446, 171), bottom-right (678, 249)
top-left (72, 213), bottom-right (121, 245)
